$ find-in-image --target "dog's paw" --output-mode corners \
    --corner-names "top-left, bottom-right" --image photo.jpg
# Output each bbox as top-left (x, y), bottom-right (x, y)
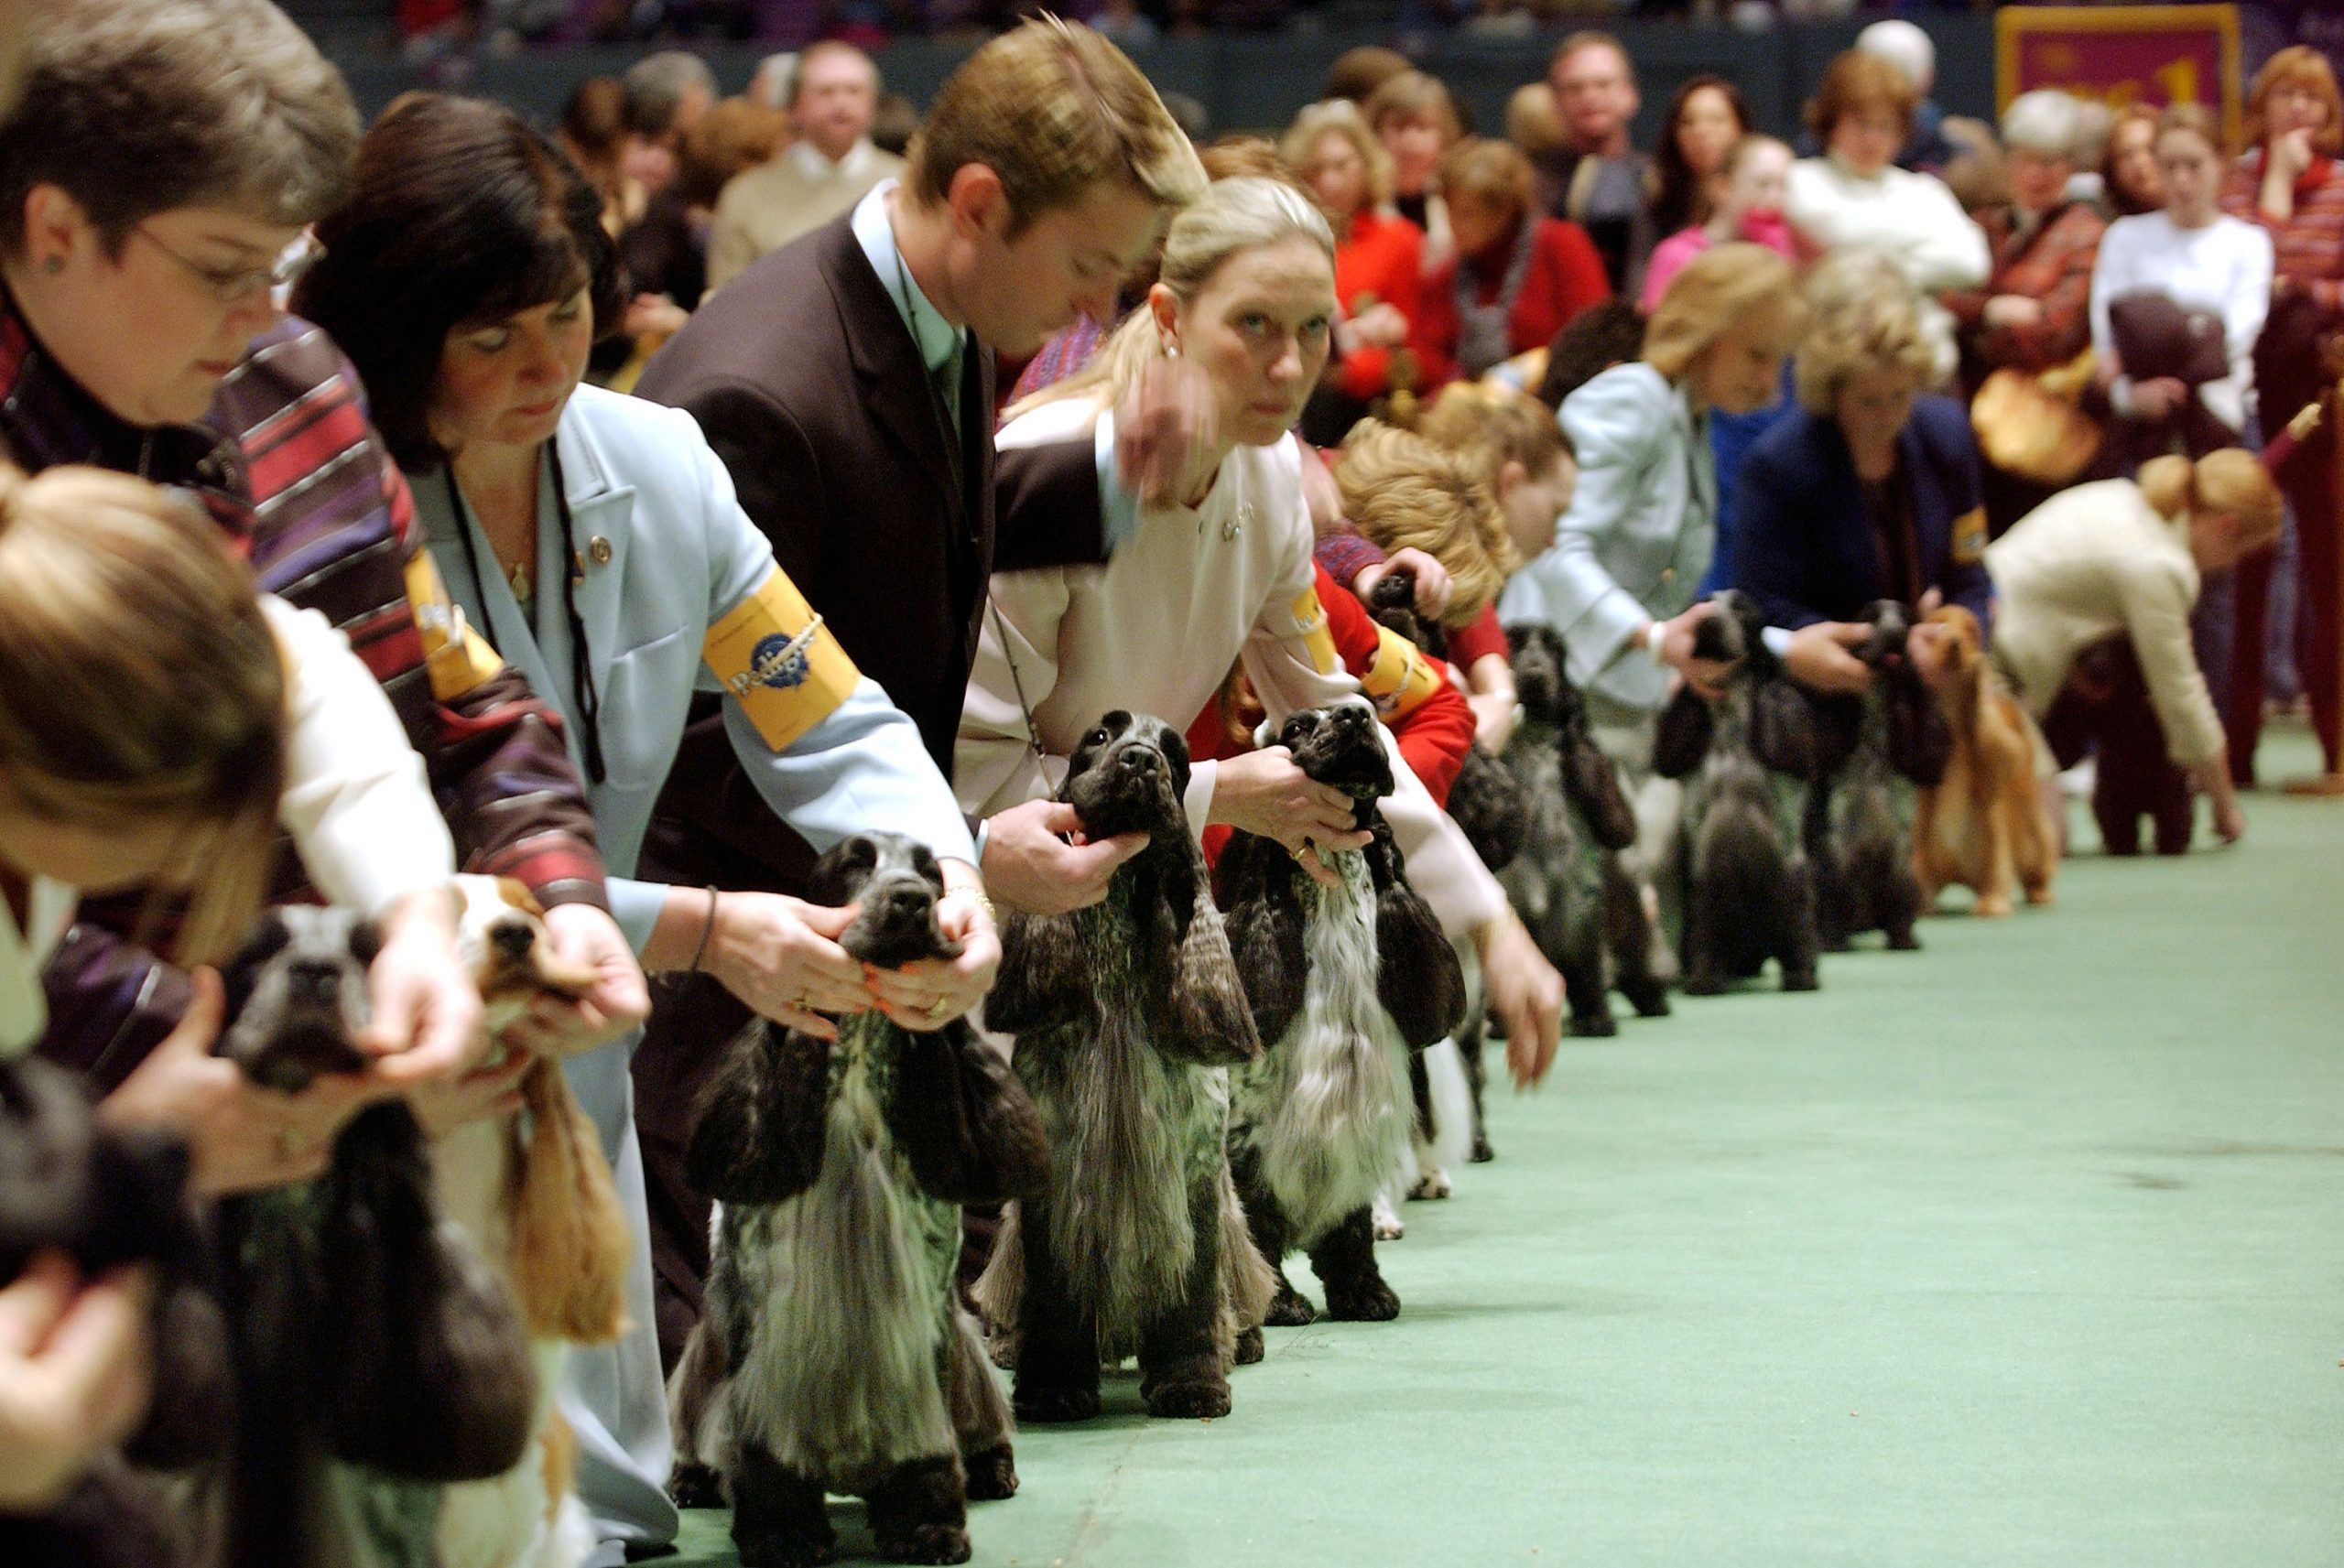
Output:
top-left (1323, 1274), bottom-right (1401, 1322)
top-left (1973, 894), bottom-right (2014, 918)
top-left (1232, 1326), bottom-right (1265, 1365)
top-left (1143, 1375), bottom-right (1232, 1421)
top-left (1371, 1192), bottom-right (1405, 1239)
top-left (874, 1524), bottom-right (972, 1566)
top-left (1622, 985), bottom-right (1670, 1019)
top-left (1012, 1384), bottom-right (1100, 1425)
top-left (1264, 1282), bottom-right (1317, 1326)
top-left (1779, 969), bottom-right (1820, 992)
top-left (1680, 972), bottom-right (1727, 997)
top-left (669, 1460), bottom-right (727, 1509)
top-left (1568, 1009), bottom-right (1618, 1037)
top-left (739, 1526), bottom-right (839, 1568)
top-left (961, 1446), bottom-right (1017, 1502)
top-left (1408, 1167), bottom-right (1451, 1201)
top-left (1886, 929), bottom-right (1921, 951)
top-left (1470, 1136), bottom-right (1496, 1163)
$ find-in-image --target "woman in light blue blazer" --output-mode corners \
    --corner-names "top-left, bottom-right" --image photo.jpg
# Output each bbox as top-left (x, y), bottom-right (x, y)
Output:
top-left (1496, 244), bottom-right (1806, 913)
top-left (296, 94), bottom-right (999, 1558)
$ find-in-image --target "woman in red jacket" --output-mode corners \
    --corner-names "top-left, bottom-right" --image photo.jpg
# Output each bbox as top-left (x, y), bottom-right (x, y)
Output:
top-left (1422, 137), bottom-right (1612, 381)
top-left (1284, 98), bottom-right (1447, 443)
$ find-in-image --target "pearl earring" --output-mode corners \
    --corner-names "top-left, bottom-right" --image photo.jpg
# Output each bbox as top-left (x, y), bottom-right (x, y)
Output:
top-left (1165, 342), bottom-right (1179, 360)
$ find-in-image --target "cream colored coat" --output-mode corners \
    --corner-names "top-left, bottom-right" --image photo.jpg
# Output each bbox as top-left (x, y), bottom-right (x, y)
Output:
top-left (1985, 478), bottom-right (2222, 766)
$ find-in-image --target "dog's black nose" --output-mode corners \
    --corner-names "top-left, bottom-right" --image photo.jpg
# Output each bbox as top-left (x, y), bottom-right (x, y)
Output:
top-left (287, 956), bottom-right (343, 998)
top-left (878, 882), bottom-right (934, 921)
top-left (1118, 746), bottom-right (1160, 775)
top-left (491, 920), bottom-right (535, 960)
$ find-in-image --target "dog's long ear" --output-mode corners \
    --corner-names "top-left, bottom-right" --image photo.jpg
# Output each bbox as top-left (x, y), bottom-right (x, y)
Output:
top-left (1216, 830), bottom-right (1307, 1047)
top-left (1448, 747), bottom-right (1530, 871)
top-left (1884, 660), bottom-right (1954, 785)
top-left (683, 1023), bottom-right (829, 1206)
top-left (1367, 824), bottom-right (1467, 1049)
top-left (510, 1058), bottom-right (630, 1343)
top-left (889, 1022), bottom-right (1052, 1206)
top-left (1651, 687), bottom-right (1714, 780)
top-left (1752, 677), bottom-right (1822, 781)
top-left (984, 911), bottom-right (1089, 1038)
top-left (1156, 846), bottom-right (1261, 1065)
top-left (320, 1103), bottom-right (537, 1482)
top-left (1805, 689), bottom-right (1865, 780)
top-left (1559, 731), bottom-right (1639, 850)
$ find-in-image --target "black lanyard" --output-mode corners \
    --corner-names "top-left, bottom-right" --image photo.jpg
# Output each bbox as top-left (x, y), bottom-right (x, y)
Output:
top-left (445, 438), bottom-right (607, 784)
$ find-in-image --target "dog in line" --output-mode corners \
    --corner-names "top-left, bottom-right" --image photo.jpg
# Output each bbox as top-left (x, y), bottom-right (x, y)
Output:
top-left (1220, 704), bottom-right (1465, 1325)
top-left (1912, 604), bottom-right (2058, 916)
top-left (1652, 593), bottom-right (1822, 994)
top-left (975, 712), bottom-right (1273, 1422)
top-left (212, 903), bottom-right (540, 1568)
top-left (1501, 624), bottom-right (1671, 1033)
top-left (1805, 602), bottom-right (1950, 952)
top-left (431, 877), bottom-right (633, 1568)
top-left (0, 1053), bottom-right (230, 1568)
top-left (674, 834), bottom-right (1046, 1567)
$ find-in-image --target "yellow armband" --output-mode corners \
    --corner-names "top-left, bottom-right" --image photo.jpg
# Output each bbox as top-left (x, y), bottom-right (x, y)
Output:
top-left (404, 548), bottom-right (506, 701)
top-left (703, 566), bottom-right (861, 752)
top-left (1951, 505), bottom-right (1988, 567)
top-left (1362, 623), bottom-right (1445, 720)
top-left (1289, 588), bottom-right (1340, 676)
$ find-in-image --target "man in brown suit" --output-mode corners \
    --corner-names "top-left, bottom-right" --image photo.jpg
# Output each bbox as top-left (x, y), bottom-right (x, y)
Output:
top-left (630, 17), bottom-right (1209, 1374)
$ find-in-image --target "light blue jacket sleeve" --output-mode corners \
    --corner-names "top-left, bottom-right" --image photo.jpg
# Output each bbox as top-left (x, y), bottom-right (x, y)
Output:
top-left (1498, 364), bottom-right (1686, 708)
top-left (604, 420), bottom-right (979, 953)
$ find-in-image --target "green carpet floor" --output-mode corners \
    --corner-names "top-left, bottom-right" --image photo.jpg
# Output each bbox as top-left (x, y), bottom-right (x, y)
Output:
top-left (673, 729), bottom-right (2344, 1568)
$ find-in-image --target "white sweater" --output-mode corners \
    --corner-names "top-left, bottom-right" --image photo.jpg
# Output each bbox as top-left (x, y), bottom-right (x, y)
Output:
top-left (1785, 155), bottom-right (1991, 383)
top-left (960, 398), bottom-right (1506, 934)
top-left (1986, 479), bottom-right (2222, 767)
top-left (2088, 211), bottom-right (2273, 435)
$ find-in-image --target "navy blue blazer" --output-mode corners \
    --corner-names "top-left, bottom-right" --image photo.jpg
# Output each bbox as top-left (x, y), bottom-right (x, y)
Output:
top-left (1727, 395), bottom-right (1993, 633)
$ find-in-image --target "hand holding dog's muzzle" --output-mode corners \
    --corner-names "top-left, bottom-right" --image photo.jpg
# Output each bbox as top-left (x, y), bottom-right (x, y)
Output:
top-left (360, 887), bottom-right (487, 1087)
top-left (499, 903), bottom-right (652, 1059)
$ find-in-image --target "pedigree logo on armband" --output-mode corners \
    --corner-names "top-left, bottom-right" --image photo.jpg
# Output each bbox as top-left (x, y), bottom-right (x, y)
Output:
top-left (704, 568), bottom-right (861, 752)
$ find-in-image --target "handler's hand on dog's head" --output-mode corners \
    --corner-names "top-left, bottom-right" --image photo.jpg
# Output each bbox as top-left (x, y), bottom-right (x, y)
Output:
top-left (704, 893), bottom-right (872, 1041)
top-left (0, 1253), bottom-right (156, 1512)
top-left (360, 886), bottom-right (487, 1087)
top-left (1784, 621), bottom-right (1873, 695)
top-left (101, 968), bottom-right (377, 1195)
top-left (1655, 603), bottom-right (1734, 700)
top-left (867, 868), bottom-right (1001, 1032)
top-left (982, 798), bottom-right (1150, 917)
top-left (1212, 749), bottom-right (1373, 877)
top-left (504, 903), bottom-right (653, 1058)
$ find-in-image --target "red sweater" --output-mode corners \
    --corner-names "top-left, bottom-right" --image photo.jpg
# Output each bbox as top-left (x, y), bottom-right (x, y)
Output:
top-left (1421, 217), bottom-right (1612, 376)
top-left (1188, 563), bottom-right (1477, 852)
top-left (1331, 209), bottom-right (1447, 400)
top-left (2222, 150), bottom-right (2344, 313)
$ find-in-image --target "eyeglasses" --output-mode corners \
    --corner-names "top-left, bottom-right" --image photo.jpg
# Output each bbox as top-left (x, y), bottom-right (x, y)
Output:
top-left (134, 225), bottom-right (324, 304)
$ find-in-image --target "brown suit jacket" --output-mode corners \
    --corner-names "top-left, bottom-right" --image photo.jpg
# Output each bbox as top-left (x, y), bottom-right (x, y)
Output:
top-left (633, 211), bottom-right (1103, 892)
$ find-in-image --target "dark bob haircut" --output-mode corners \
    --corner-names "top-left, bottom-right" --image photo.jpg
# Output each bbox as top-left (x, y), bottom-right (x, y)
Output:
top-left (292, 92), bottom-right (625, 473)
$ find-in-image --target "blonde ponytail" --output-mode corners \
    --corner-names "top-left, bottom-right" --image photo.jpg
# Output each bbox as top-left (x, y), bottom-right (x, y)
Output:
top-left (2140, 449), bottom-right (2284, 556)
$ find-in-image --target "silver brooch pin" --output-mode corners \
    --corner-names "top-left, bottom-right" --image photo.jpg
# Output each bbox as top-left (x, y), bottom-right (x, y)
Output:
top-left (1223, 503), bottom-right (1251, 543)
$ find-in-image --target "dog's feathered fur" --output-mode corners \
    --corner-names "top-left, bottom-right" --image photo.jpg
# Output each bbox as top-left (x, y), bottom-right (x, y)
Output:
top-left (1804, 602), bottom-right (1951, 952)
top-left (212, 904), bottom-right (539, 1568)
top-left (1652, 593), bottom-right (1822, 994)
top-left (1221, 704), bottom-right (1465, 1325)
top-left (1499, 624), bottom-right (1671, 1034)
top-left (674, 834), bottom-right (1045, 1567)
top-left (1364, 572), bottom-right (1531, 873)
top-left (975, 713), bottom-right (1274, 1424)
top-left (1913, 604), bottom-right (2057, 915)
top-left (0, 1055), bottom-right (230, 1568)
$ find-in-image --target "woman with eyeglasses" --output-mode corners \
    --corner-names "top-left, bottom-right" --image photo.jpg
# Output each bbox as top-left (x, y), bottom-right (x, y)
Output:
top-left (0, 3), bottom-right (657, 1190)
